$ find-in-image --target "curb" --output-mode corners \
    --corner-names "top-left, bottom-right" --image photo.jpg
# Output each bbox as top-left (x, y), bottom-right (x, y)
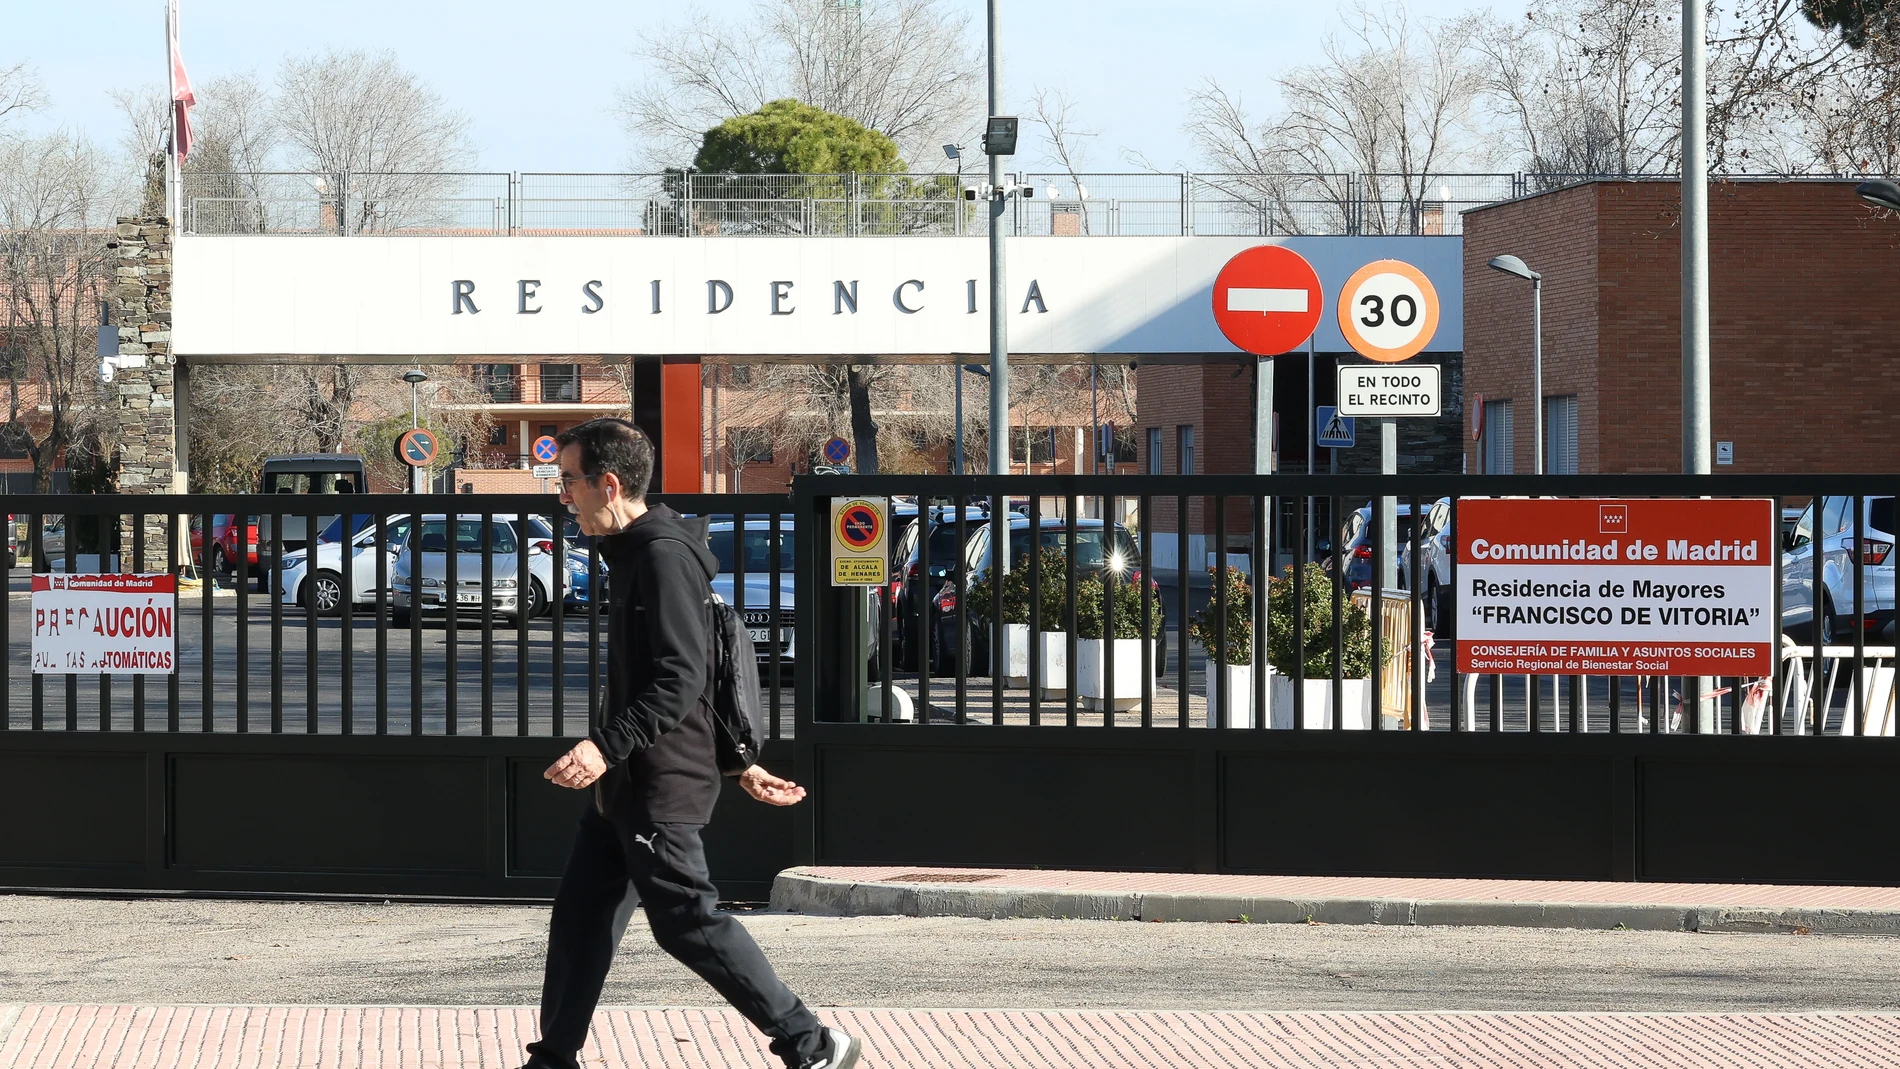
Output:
top-left (768, 872), bottom-right (1900, 935)
top-left (0, 1005), bottom-right (19, 1049)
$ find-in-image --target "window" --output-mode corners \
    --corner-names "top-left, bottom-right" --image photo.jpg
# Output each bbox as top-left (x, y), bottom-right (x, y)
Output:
top-left (539, 424), bottom-right (559, 439)
top-left (1482, 400), bottom-right (1515, 474)
top-left (488, 424), bottom-right (508, 447)
top-left (1545, 395), bottom-right (1578, 474)
top-left (729, 428), bottom-right (773, 464)
top-left (474, 364), bottom-right (518, 402)
top-left (1147, 428), bottom-right (1162, 474)
top-left (413, 518), bottom-right (516, 555)
top-left (1112, 428), bottom-right (1138, 464)
top-left (1011, 429), bottom-right (1058, 464)
top-left (539, 364), bottom-right (580, 402)
top-left (1177, 425), bottom-right (1195, 474)
top-left (1823, 496), bottom-right (1849, 535)
top-left (708, 528), bottom-right (797, 574)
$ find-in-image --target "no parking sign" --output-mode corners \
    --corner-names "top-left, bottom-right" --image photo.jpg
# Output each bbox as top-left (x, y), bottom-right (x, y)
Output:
top-left (830, 497), bottom-right (887, 586)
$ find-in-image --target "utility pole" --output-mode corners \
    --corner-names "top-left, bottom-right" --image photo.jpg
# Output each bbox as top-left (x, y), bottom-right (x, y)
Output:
top-left (1683, 0), bottom-right (1715, 732)
top-left (985, 0), bottom-right (1009, 476)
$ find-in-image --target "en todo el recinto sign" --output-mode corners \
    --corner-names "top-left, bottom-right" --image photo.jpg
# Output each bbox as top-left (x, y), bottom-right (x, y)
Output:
top-left (32, 573), bottom-right (177, 674)
top-left (1455, 499), bottom-right (1775, 677)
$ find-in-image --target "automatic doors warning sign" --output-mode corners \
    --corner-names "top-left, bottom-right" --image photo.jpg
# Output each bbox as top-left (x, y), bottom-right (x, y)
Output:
top-left (1454, 498), bottom-right (1776, 677)
top-left (831, 497), bottom-right (887, 586)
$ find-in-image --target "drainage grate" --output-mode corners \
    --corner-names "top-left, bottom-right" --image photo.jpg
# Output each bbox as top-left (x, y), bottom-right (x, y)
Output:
top-left (882, 872), bottom-right (1003, 883)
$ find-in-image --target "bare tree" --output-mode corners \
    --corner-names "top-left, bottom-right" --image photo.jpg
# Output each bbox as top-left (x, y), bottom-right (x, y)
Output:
top-left (619, 0), bottom-right (982, 167)
top-left (1, 62), bottom-right (46, 130)
top-left (275, 49), bottom-right (475, 232)
top-left (1026, 87), bottom-right (1099, 233)
top-left (1186, 3), bottom-right (1493, 233)
top-left (1805, 35), bottom-right (1900, 174)
top-left (0, 131), bottom-right (114, 491)
top-left (108, 84), bottom-right (170, 216)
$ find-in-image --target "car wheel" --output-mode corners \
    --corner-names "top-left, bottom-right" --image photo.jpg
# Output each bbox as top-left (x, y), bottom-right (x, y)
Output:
top-left (307, 570), bottom-right (345, 616)
top-left (528, 578), bottom-right (549, 619)
top-left (1433, 584), bottom-right (1452, 639)
top-left (211, 546), bottom-right (231, 579)
top-left (392, 608), bottom-right (412, 628)
top-left (1819, 596), bottom-right (1841, 646)
top-left (1154, 626), bottom-right (1168, 678)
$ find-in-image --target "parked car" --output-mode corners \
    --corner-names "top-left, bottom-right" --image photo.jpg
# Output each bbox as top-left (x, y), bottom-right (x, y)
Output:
top-left (391, 516), bottom-right (529, 624)
top-left (931, 516), bottom-right (1161, 677)
top-left (36, 515), bottom-right (66, 568)
top-left (278, 515), bottom-right (414, 616)
top-left (189, 514), bottom-right (263, 578)
top-left (253, 453), bottom-right (369, 583)
top-left (891, 505), bottom-right (993, 670)
top-left (1399, 497), bottom-right (1454, 636)
top-left (4, 515), bottom-right (14, 569)
top-left (1781, 495), bottom-right (1895, 642)
top-left (285, 512), bottom-right (566, 618)
top-left (707, 518), bottom-right (799, 673)
top-left (1325, 502), bottom-right (1425, 594)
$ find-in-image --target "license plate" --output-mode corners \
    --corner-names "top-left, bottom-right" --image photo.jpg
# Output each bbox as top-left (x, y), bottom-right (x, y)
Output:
top-left (748, 628), bottom-right (790, 645)
top-left (456, 592), bottom-right (482, 605)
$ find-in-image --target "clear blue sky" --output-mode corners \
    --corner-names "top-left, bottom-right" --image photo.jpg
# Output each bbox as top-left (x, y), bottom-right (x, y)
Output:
top-left (7, 0), bottom-right (1494, 173)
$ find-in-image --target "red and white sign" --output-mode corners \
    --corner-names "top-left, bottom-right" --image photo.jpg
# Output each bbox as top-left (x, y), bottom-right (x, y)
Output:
top-left (1455, 499), bottom-right (1776, 677)
top-left (32, 573), bottom-right (177, 675)
top-left (1336, 259), bottom-right (1440, 363)
top-left (1211, 246), bottom-right (1324, 356)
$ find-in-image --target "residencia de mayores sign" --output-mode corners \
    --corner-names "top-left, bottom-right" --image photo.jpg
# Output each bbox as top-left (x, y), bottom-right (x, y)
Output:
top-left (1455, 498), bottom-right (1776, 677)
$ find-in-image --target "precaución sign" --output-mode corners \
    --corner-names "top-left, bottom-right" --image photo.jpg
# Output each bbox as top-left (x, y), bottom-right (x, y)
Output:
top-left (1455, 498), bottom-right (1776, 677)
top-left (32, 572), bottom-right (177, 674)
top-left (830, 497), bottom-right (888, 586)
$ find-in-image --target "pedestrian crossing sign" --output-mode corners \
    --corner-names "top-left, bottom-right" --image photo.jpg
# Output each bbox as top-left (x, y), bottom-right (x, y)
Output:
top-left (1316, 406), bottom-right (1356, 448)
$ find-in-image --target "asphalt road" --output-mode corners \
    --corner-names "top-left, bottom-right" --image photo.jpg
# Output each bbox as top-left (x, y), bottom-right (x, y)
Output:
top-left (3, 894), bottom-right (1897, 1012)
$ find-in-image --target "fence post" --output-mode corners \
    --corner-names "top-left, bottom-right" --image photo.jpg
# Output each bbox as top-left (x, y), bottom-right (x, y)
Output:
top-left (681, 171), bottom-right (694, 237)
top-left (1179, 173), bottom-right (1191, 235)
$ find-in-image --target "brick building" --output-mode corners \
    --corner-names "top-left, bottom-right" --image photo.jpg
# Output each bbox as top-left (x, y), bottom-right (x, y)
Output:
top-left (1462, 179), bottom-right (1900, 474)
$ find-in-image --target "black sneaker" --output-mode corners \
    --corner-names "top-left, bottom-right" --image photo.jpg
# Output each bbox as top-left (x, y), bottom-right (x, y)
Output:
top-left (799, 1027), bottom-right (861, 1069)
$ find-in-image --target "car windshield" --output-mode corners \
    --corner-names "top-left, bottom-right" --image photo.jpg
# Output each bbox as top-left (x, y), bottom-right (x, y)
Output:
top-left (1006, 527), bottom-right (1136, 570)
top-left (710, 529), bottom-right (795, 574)
top-left (413, 519), bottom-right (516, 554)
top-left (923, 522), bottom-right (968, 571)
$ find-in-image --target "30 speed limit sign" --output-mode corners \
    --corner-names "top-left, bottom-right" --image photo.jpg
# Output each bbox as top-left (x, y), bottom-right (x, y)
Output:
top-left (1336, 259), bottom-right (1441, 362)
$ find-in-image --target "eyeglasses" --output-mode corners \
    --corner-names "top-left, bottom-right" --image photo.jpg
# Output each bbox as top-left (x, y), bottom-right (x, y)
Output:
top-left (556, 472), bottom-right (599, 491)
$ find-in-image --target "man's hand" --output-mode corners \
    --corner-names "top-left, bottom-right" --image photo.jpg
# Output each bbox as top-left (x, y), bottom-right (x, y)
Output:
top-left (545, 739), bottom-right (608, 790)
top-left (739, 765), bottom-right (807, 806)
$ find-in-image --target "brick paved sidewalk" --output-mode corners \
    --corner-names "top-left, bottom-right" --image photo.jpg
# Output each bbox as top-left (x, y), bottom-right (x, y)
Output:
top-left (6, 1005), bottom-right (1900, 1068)
top-left (778, 867), bottom-right (1900, 932)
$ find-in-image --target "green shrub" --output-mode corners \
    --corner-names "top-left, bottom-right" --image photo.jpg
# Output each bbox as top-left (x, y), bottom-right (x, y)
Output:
top-left (1188, 566), bottom-right (1254, 665)
top-left (966, 546), bottom-right (1070, 631)
top-left (1074, 572), bottom-right (1166, 640)
top-left (1264, 562), bottom-right (1387, 678)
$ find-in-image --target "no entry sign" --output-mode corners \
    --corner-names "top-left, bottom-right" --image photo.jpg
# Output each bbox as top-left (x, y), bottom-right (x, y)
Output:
top-left (1211, 246), bottom-right (1323, 356)
top-left (1455, 498), bottom-right (1776, 677)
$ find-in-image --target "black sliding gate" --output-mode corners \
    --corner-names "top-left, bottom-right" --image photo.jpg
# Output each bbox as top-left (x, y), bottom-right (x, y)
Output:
top-left (3, 473), bottom-right (1898, 900)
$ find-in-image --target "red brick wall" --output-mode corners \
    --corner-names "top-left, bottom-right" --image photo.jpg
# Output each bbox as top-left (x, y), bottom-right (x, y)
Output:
top-left (1466, 179), bottom-right (1900, 474)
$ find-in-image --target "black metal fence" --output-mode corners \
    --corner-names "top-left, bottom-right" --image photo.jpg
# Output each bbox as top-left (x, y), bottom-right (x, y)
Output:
top-left (808, 473), bottom-right (1898, 739)
top-left (0, 492), bottom-right (795, 739)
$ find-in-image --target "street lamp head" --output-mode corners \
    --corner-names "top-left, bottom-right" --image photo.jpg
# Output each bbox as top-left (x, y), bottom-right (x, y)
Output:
top-left (942, 144), bottom-right (961, 161)
top-left (1487, 254), bottom-right (1541, 282)
top-left (1856, 179), bottom-right (1900, 213)
top-left (401, 369), bottom-right (429, 385)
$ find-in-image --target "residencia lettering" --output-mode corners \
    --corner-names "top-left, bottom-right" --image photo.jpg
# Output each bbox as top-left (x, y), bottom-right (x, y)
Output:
top-left (448, 278), bottom-right (1051, 316)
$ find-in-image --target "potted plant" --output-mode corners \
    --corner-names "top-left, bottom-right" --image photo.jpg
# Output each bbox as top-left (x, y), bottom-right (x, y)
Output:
top-left (967, 546), bottom-right (1070, 690)
top-left (1188, 565), bottom-right (1262, 727)
top-left (1264, 562), bottom-right (1387, 729)
top-left (1074, 570), bottom-right (1167, 712)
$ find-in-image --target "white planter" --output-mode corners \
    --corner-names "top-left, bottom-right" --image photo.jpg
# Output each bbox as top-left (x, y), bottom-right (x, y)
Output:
top-left (1038, 631), bottom-right (1069, 698)
top-left (1205, 659), bottom-right (1263, 728)
top-left (863, 682), bottom-right (916, 723)
top-left (1269, 675), bottom-right (1372, 730)
top-left (999, 623), bottom-right (1031, 688)
top-left (1078, 638), bottom-right (1156, 712)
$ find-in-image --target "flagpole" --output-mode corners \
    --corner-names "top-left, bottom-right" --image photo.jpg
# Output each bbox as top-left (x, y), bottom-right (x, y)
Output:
top-left (164, 0), bottom-right (179, 226)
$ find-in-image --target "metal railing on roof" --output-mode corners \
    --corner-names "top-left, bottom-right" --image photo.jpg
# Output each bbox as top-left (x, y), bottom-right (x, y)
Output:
top-left (177, 170), bottom-right (1869, 238)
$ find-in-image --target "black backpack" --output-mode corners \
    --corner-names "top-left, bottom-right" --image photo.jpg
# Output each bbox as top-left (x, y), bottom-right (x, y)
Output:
top-left (701, 590), bottom-right (768, 775)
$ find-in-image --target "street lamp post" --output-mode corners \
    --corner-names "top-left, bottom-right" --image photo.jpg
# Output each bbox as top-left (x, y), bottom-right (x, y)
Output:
top-left (402, 369), bottom-right (429, 493)
top-left (1487, 255), bottom-right (1543, 475)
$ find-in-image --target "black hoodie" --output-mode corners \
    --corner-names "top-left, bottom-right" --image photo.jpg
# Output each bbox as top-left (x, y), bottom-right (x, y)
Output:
top-left (590, 504), bottom-right (723, 825)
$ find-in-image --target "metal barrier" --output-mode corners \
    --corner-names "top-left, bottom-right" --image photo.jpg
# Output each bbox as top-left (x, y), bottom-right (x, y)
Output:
top-left (185, 171), bottom-right (1868, 238)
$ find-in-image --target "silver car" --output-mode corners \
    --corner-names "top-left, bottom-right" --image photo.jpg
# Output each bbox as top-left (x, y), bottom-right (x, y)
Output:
top-left (391, 516), bottom-right (527, 623)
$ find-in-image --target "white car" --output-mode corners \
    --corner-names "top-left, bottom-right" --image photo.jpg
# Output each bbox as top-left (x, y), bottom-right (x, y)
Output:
top-left (282, 513), bottom-right (566, 618)
top-left (1782, 495), bottom-right (1895, 643)
top-left (1399, 497), bottom-right (1454, 636)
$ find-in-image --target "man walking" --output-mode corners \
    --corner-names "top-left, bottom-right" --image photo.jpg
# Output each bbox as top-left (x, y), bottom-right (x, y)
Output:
top-left (524, 418), bottom-right (859, 1069)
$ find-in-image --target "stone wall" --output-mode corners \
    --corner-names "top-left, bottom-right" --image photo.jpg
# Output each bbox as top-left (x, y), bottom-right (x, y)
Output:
top-left (106, 216), bottom-right (177, 569)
